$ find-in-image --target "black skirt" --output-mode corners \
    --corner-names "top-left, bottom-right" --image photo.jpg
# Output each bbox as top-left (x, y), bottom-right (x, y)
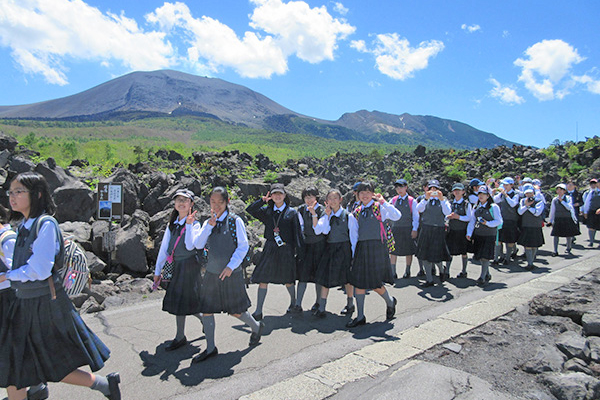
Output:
top-left (251, 241), bottom-right (296, 284)
top-left (314, 241), bottom-right (352, 288)
top-left (472, 234), bottom-right (496, 261)
top-left (163, 256), bottom-right (203, 316)
top-left (199, 270), bottom-right (251, 315)
top-left (586, 211), bottom-right (600, 230)
top-left (552, 217), bottom-right (580, 237)
top-left (296, 240), bottom-right (326, 282)
top-left (390, 226), bottom-right (417, 256)
top-left (446, 228), bottom-right (469, 255)
top-left (0, 288), bottom-right (15, 329)
top-left (518, 227), bottom-right (545, 248)
top-left (498, 219), bottom-right (520, 243)
top-left (416, 225), bottom-right (451, 263)
top-left (349, 240), bottom-right (394, 290)
top-left (0, 287), bottom-right (110, 389)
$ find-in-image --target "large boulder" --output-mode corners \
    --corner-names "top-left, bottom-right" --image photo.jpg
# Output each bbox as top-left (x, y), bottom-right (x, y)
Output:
top-left (0, 135), bottom-right (18, 152)
top-left (34, 158), bottom-right (77, 192)
top-left (8, 156), bottom-right (35, 174)
top-left (105, 169), bottom-right (148, 215)
top-left (539, 372), bottom-right (600, 400)
top-left (284, 177), bottom-right (332, 207)
top-left (521, 345), bottom-right (567, 374)
top-left (556, 331), bottom-right (589, 361)
top-left (582, 312), bottom-right (600, 337)
top-left (114, 210), bottom-right (151, 273)
top-left (53, 183), bottom-right (95, 223)
top-left (237, 179), bottom-right (270, 201)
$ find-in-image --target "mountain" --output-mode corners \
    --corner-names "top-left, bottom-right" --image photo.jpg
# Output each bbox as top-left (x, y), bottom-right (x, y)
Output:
top-left (0, 69), bottom-right (516, 149)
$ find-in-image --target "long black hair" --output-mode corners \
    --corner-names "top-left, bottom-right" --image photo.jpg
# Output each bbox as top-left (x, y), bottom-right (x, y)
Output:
top-left (9, 172), bottom-right (56, 221)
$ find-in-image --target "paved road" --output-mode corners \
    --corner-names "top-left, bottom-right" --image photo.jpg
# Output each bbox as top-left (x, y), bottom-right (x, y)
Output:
top-left (2, 230), bottom-right (598, 399)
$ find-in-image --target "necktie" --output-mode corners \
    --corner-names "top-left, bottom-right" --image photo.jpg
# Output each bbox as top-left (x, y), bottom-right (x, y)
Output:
top-left (17, 226), bottom-right (29, 247)
top-left (214, 220), bottom-right (223, 234)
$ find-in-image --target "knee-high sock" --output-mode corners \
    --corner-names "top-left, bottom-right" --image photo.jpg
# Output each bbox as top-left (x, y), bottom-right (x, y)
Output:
top-left (566, 237), bottom-right (573, 251)
top-left (480, 260), bottom-right (490, 280)
top-left (255, 287), bottom-right (268, 315)
top-left (504, 243), bottom-right (512, 261)
top-left (590, 229), bottom-right (597, 244)
top-left (287, 284), bottom-right (296, 306)
top-left (379, 289), bottom-right (394, 307)
top-left (525, 248), bottom-right (534, 266)
top-left (495, 244), bottom-right (503, 261)
top-left (405, 257), bottom-right (413, 274)
top-left (346, 294), bottom-right (354, 307)
top-left (424, 261), bottom-right (433, 282)
top-left (461, 256), bottom-right (468, 273)
top-left (295, 282), bottom-right (307, 307)
top-left (237, 311), bottom-right (260, 333)
top-left (202, 315), bottom-right (216, 352)
top-left (418, 258), bottom-right (424, 272)
top-left (176, 315), bottom-right (186, 340)
top-left (91, 375), bottom-right (111, 396)
top-left (436, 262), bottom-right (444, 275)
top-left (446, 258), bottom-right (452, 274)
top-left (554, 237), bottom-right (560, 253)
top-left (355, 293), bottom-right (365, 320)
top-left (315, 284), bottom-right (322, 304)
top-left (533, 247), bottom-right (538, 259)
top-left (318, 297), bottom-right (327, 312)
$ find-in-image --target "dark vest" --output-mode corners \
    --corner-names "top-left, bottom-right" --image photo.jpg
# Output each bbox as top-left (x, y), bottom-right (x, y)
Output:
top-left (299, 206), bottom-right (325, 244)
top-left (553, 198), bottom-right (572, 219)
top-left (393, 196), bottom-right (413, 228)
top-left (420, 200), bottom-right (446, 227)
top-left (499, 192), bottom-right (518, 221)
top-left (327, 209), bottom-right (350, 243)
top-left (474, 206), bottom-right (497, 237)
top-left (167, 222), bottom-right (197, 261)
top-left (590, 190), bottom-right (600, 211)
top-left (449, 200), bottom-right (469, 231)
top-left (521, 199), bottom-right (543, 228)
top-left (206, 214), bottom-right (240, 275)
top-left (357, 206), bottom-right (382, 241)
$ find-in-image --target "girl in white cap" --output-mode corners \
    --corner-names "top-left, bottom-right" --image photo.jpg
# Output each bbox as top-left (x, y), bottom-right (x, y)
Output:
top-left (517, 184), bottom-right (545, 270)
top-left (549, 184), bottom-right (580, 255)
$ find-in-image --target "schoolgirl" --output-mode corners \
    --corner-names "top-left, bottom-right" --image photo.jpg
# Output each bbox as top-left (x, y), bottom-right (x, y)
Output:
top-left (446, 183), bottom-right (473, 279)
top-left (347, 182), bottom-right (400, 327)
top-left (493, 177), bottom-right (520, 265)
top-left (154, 189), bottom-right (203, 352)
top-left (0, 204), bottom-right (15, 325)
top-left (467, 186), bottom-right (503, 286)
top-left (186, 187), bottom-right (263, 363)
top-left (295, 187), bottom-right (326, 313)
top-left (566, 181), bottom-right (583, 231)
top-left (468, 179), bottom-right (483, 206)
top-left (389, 179), bottom-right (419, 279)
top-left (549, 184), bottom-right (580, 256)
top-left (0, 172), bottom-right (120, 400)
top-left (246, 183), bottom-right (304, 321)
top-left (517, 184), bottom-right (545, 270)
top-left (582, 178), bottom-right (600, 248)
top-left (313, 189), bottom-right (357, 317)
top-left (414, 180), bottom-right (431, 277)
top-left (415, 179), bottom-right (452, 286)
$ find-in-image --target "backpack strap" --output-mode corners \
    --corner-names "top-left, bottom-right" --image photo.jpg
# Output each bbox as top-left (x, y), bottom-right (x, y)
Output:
top-left (227, 212), bottom-right (238, 248)
top-left (32, 215), bottom-right (65, 273)
top-left (391, 195), bottom-right (399, 205)
top-left (408, 196), bottom-right (414, 210)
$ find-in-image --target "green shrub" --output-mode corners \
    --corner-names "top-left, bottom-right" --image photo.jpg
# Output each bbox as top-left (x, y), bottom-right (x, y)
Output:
top-left (264, 170), bottom-right (278, 183)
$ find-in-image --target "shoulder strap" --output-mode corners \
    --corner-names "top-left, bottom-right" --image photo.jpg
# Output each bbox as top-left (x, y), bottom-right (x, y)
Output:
top-left (391, 195), bottom-right (399, 205)
top-left (32, 215), bottom-right (65, 273)
top-left (227, 213), bottom-right (238, 247)
top-left (408, 196), bottom-right (414, 209)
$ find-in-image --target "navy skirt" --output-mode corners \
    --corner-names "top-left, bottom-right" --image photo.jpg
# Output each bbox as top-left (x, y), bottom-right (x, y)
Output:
top-left (199, 270), bottom-right (251, 315)
top-left (0, 288), bottom-right (15, 329)
top-left (251, 240), bottom-right (296, 284)
top-left (0, 287), bottom-right (110, 389)
top-left (498, 220), bottom-right (520, 243)
top-left (314, 241), bottom-right (352, 288)
top-left (349, 240), bottom-right (394, 290)
top-left (446, 228), bottom-right (469, 255)
top-left (416, 225), bottom-right (451, 263)
top-left (296, 239), bottom-right (326, 282)
top-left (552, 217), bottom-right (580, 237)
top-left (586, 211), bottom-right (600, 230)
top-left (518, 227), bottom-right (545, 248)
top-left (390, 226), bottom-right (416, 256)
top-left (163, 256), bottom-right (203, 316)
top-left (472, 234), bottom-right (496, 261)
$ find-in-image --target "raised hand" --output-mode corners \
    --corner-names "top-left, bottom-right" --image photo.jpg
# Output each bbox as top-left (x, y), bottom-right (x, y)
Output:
top-left (186, 210), bottom-right (198, 225)
top-left (373, 193), bottom-right (385, 204)
top-left (262, 191), bottom-right (272, 203)
top-left (308, 199), bottom-right (318, 216)
top-left (324, 201), bottom-right (332, 216)
top-left (208, 210), bottom-right (217, 227)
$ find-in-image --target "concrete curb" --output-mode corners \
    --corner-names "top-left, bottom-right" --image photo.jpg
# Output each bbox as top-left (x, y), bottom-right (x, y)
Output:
top-left (240, 255), bottom-right (599, 400)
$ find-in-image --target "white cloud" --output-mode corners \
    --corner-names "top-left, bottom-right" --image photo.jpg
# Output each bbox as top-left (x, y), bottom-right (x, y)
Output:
top-left (0, 0), bottom-right (175, 85)
top-left (147, 0), bottom-right (355, 78)
top-left (573, 74), bottom-right (600, 94)
top-left (514, 39), bottom-right (585, 101)
top-left (353, 33), bottom-right (444, 80)
top-left (488, 78), bottom-right (525, 105)
top-left (461, 24), bottom-right (481, 33)
top-left (502, 30), bottom-right (510, 38)
top-left (333, 2), bottom-right (349, 15)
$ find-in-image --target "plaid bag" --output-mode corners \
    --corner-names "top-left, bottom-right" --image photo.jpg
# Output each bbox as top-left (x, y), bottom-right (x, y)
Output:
top-left (353, 202), bottom-right (396, 253)
top-left (161, 226), bottom-right (185, 282)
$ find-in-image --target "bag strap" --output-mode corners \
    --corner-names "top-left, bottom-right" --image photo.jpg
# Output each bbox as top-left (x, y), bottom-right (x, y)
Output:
top-left (168, 225), bottom-right (186, 259)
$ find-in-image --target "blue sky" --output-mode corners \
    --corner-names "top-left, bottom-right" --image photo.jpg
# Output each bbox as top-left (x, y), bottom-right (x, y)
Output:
top-left (0, 0), bottom-right (598, 148)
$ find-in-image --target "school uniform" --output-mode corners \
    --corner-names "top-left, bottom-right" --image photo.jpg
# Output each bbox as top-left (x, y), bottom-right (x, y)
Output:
top-left (517, 198), bottom-right (545, 248)
top-left (583, 189), bottom-right (600, 230)
top-left (296, 204), bottom-right (326, 282)
top-left (390, 194), bottom-right (418, 256)
top-left (549, 196), bottom-right (580, 238)
top-left (346, 200), bottom-right (361, 214)
top-left (446, 199), bottom-right (472, 255)
top-left (468, 193), bottom-right (479, 206)
top-left (349, 200), bottom-right (401, 289)
top-left (415, 197), bottom-right (452, 263)
top-left (494, 190), bottom-right (520, 243)
top-left (313, 208), bottom-right (356, 288)
top-left (567, 189), bottom-right (583, 223)
top-left (467, 204), bottom-right (503, 261)
top-left (0, 215), bottom-right (110, 389)
top-left (189, 211), bottom-right (251, 315)
top-left (155, 217), bottom-right (203, 316)
top-left (0, 226), bottom-right (16, 339)
top-left (247, 200), bottom-right (303, 284)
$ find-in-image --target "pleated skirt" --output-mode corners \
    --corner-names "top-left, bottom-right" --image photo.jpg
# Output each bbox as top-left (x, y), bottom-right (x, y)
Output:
top-left (349, 240), bottom-right (394, 290)
top-left (472, 234), bottom-right (496, 261)
top-left (416, 225), bottom-right (451, 263)
top-left (390, 226), bottom-right (417, 256)
top-left (163, 256), bottom-right (203, 316)
top-left (551, 217), bottom-right (580, 237)
top-left (498, 219), bottom-right (520, 243)
top-left (0, 286), bottom-right (110, 389)
top-left (199, 270), bottom-right (251, 315)
top-left (314, 241), bottom-right (352, 288)
top-left (251, 240), bottom-right (296, 285)
top-left (586, 211), bottom-right (600, 230)
top-left (296, 240), bottom-right (326, 283)
top-left (446, 228), bottom-right (470, 255)
top-left (518, 227), bottom-right (545, 248)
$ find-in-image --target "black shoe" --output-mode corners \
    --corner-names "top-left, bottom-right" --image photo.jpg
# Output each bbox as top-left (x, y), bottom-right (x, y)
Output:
top-left (476, 278), bottom-right (486, 286)
top-left (457, 272), bottom-right (467, 278)
top-left (421, 281), bottom-right (434, 288)
top-left (249, 321), bottom-right (265, 346)
top-left (27, 384), bottom-right (49, 400)
top-left (402, 272), bottom-right (411, 279)
top-left (551, 252), bottom-right (558, 257)
top-left (310, 302), bottom-right (320, 312)
top-left (485, 274), bottom-right (491, 282)
top-left (165, 336), bottom-right (187, 351)
top-left (314, 310), bottom-right (327, 318)
top-left (440, 272), bottom-right (447, 282)
top-left (565, 248), bottom-right (572, 254)
top-left (511, 252), bottom-right (519, 260)
top-left (192, 347), bottom-right (218, 363)
top-left (286, 304), bottom-right (296, 313)
top-left (503, 258), bottom-right (511, 265)
top-left (105, 373), bottom-right (121, 400)
top-left (417, 270), bottom-right (425, 277)
top-left (491, 259), bottom-right (500, 266)
top-left (252, 312), bottom-right (263, 321)
top-left (525, 264), bottom-right (535, 271)
top-left (345, 317), bottom-right (366, 328)
top-left (340, 305), bottom-right (355, 315)
top-left (386, 297), bottom-right (397, 320)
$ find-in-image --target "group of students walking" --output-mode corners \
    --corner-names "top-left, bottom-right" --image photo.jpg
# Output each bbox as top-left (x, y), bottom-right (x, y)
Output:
top-left (1, 171), bottom-right (599, 399)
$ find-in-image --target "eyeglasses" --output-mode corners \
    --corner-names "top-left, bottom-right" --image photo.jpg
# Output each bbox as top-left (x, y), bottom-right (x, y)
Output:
top-left (7, 189), bottom-right (29, 197)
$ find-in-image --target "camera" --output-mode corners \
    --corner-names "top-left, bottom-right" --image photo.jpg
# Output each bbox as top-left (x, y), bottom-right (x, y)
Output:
top-left (477, 217), bottom-right (485, 224)
top-left (274, 233), bottom-right (284, 247)
top-left (431, 191), bottom-right (438, 196)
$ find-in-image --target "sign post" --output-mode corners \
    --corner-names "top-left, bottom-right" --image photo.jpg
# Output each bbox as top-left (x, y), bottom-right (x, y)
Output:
top-left (97, 183), bottom-right (123, 272)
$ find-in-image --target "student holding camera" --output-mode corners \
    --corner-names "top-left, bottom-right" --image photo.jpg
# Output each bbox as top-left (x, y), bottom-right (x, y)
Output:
top-left (517, 184), bottom-right (545, 269)
top-left (493, 177), bottom-right (520, 265)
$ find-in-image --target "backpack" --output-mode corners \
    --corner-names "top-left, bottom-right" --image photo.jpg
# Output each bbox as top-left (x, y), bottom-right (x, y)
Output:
top-left (353, 203), bottom-right (395, 253)
top-left (34, 215), bottom-right (90, 297)
top-left (391, 195), bottom-right (414, 211)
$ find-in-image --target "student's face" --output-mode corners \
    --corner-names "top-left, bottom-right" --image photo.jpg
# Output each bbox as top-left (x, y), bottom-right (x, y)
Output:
top-left (174, 195), bottom-right (192, 215)
top-left (303, 195), bottom-right (317, 206)
top-left (453, 189), bottom-right (464, 199)
top-left (395, 185), bottom-right (407, 195)
top-left (525, 192), bottom-right (534, 198)
top-left (271, 192), bottom-right (285, 206)
top-left (567, 183), bottom-right (575, 191)
top-left (9, 180), bottom-right (32, 217)
top-left (477, 193), bottom-right (489, 203)
top-left (472, 185), bottom-right (480, 193)
top-left (326, 193), bottom-right (341, 210)
top-left (358, 190), bottom-right (373, 205)
top-left (210, 193), bottom-right (227, 216)
top-left (557, 188), bottom-right (566, 196)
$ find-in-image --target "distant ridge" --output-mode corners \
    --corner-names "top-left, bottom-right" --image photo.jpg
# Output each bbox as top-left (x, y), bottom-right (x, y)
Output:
top-left (0, 69), bottom-right (517, 149)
